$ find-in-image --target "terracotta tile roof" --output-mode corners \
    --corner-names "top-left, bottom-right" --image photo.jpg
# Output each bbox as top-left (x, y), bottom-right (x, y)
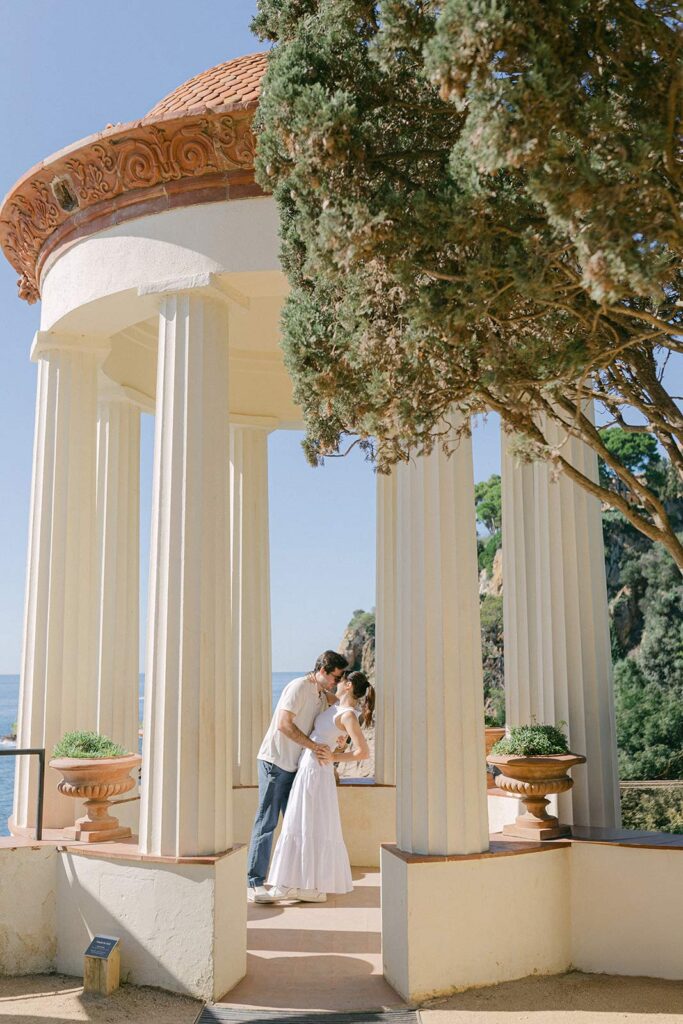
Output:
top-left (147, 52), bottom-right (268, 118)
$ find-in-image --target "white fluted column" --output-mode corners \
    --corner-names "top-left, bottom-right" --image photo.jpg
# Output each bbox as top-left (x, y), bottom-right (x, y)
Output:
top-left (95, 385), bottom-right (141, 756)
top-left (395, 431), bottom-right (490, 855)
top-left (140, 292), bottom-right (232, 857)
top-left (375, 471), bottom-right (397, 785)
top-left (502, 417), bottom-right (620, 827)
top-left (230, 418), bottom-right (273, 788)
top-left (13, 332), bottom-right (107, 830)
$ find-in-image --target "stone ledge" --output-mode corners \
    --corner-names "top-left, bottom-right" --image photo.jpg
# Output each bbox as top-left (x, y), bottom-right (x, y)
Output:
top-left (569, 824), bottom-right (683, 850)
top-left (383, 824), bottom-right (683, 865)
top-left (382, 837), bottom-right (571, 864)
top-left (60, 838), bottom-right (246, 866)
top-left (0, 833), bottom-right (246, 865)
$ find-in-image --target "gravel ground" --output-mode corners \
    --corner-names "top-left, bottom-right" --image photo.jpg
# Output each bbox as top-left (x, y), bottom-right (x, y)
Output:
top-left (420, 971), bottom-right (683, 1023)
top-left (0, 974), bottom-right (201, 1023)
top-left (2, 970), bottom-right (683, 1023)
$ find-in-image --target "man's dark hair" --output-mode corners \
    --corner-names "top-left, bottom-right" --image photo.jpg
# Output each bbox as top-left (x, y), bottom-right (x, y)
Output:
top-left (314, 650), bottom-right (348, 674)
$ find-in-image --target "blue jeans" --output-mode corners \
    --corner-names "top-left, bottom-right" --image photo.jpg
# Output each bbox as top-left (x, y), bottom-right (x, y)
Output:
top-left (247, 759), bottom-right (297, 887)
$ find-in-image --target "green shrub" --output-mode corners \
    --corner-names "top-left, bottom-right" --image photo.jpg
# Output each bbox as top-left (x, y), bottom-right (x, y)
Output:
top-left (347, 608), bottom-right (375, 636)
top-left (484, 690), bottom-right (506, 729)
top-left (480, 594), bottom-right (503, 632)
top-left (615, 659), bottom-right (683, 780)
top-left (491, 723), bottom-right (570, 756)
top-left (53, 730), bottom-right (126, 759)
top-left (480, 595), bottom-right (505, 726)
top-left (478, 531), bottom-right (502, 575)
top-left (620, 787), bottom-right (683, 834)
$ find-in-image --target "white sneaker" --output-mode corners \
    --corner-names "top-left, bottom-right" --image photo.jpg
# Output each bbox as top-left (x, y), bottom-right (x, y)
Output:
top-left (248, 885), bottom-right (276, 903)
top-left (295, 888), bottom-right (327, 903)
top-left (269, 885), bottom-right (301, 901)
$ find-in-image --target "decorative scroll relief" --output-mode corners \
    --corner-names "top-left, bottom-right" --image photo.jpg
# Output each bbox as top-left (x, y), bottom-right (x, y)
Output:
top-left (0, 112), bottom-right (257, 304)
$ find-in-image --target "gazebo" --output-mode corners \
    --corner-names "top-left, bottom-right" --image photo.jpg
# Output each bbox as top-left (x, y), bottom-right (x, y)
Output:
top-left (1, 53), bottom-right (677, 1005)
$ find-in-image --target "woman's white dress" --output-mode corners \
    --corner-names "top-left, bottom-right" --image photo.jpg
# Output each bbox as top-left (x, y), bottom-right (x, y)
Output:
top-left (267, 703), bottom-right (356, 894)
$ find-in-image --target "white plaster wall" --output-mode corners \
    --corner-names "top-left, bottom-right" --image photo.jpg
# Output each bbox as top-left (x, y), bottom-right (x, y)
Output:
top-left (233, 784), bottom-right (396, 869)
top-left (382, 845), bottom-right (571, 1002)
top-left (56, 846), bottom-right (246, 999)
top-left (381, 844), bottom-right (409, 996)
top-left (39, 199), bottom-right (281, 335)
top-left (214, 846), bottom-right (248, 999)
top-left (339, 785), bottom-right (396, 867)
top-left (0, 846), bottom-right (57, 974)
top-left (571, 843), bottom-right (683, 979)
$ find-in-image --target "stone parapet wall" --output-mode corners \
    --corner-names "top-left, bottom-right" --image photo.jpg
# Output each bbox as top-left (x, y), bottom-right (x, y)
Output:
top-left (382, 838), bottom-right (683, 1002)
top-left (0, 845), bottom-right (57, 974)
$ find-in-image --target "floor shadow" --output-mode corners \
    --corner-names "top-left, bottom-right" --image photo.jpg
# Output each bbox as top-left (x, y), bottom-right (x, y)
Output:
top-left (246, 903), bottom-right (286, 922)
top-left (219, 953), bottom-right (404, 1011)
top-left (247, 926), bottom-right (381, 954)
top-left (247, 886), bottom-right (381, 912)
top-left (327, 885), bottom-right (381, 909)
top-left (228, 870), bottom-right (395, 1011)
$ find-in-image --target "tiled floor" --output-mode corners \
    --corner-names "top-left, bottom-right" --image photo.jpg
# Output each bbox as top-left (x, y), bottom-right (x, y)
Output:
top-left (217, 868), bottom-right (405, 1012)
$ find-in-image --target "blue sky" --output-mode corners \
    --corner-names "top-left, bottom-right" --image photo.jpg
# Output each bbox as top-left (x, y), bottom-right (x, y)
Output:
top-left (0, 1), bottom-right (502, 673)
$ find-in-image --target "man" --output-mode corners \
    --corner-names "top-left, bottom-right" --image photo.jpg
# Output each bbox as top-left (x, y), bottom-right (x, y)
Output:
top-left (247, 649), bottom-right (348, 903)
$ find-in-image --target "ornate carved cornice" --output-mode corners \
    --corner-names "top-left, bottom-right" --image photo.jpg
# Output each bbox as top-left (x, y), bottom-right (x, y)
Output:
top-left (0, 110), bottom-right (262, 304)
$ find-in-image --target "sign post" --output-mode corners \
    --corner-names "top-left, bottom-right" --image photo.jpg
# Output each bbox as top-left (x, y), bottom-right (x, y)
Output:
top-left (83, 935), bottom-right (120, 996)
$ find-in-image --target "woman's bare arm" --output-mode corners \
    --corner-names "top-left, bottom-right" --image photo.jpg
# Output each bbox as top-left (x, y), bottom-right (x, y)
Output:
top-left (332, 710), bottom-right (370, 762)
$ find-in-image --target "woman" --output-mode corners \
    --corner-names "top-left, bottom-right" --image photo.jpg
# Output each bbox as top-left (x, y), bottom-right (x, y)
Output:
top-left (266, 670), bottom-right (374, 902)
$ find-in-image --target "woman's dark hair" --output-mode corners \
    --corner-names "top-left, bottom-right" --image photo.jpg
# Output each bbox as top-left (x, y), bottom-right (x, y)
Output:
top-left (346, 671), bottom-right (375, 727)
top-left (314, 650), bottom-right (348, 674)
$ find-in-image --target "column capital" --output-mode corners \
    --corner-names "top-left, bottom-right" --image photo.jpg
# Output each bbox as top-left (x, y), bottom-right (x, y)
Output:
top-left (138, 271), bottom-right (232, 308)
top-left (31, 330), bottom-right (110, 363)
top-left (98, 379), bottom-right (154, 413)
top-left (230, 414), bottom-right (278, 432)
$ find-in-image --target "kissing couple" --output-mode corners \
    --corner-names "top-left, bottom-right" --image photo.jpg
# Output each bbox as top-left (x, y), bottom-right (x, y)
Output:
top-left (247, 650), bottom-right (375, 903)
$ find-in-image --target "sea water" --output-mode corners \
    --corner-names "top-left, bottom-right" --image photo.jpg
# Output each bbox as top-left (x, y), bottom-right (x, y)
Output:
top-left (0, 671), bottom-right (304, 836)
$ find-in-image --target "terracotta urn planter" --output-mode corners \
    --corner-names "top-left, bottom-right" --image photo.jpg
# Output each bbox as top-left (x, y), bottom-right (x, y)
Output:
top-left (49, 753), bottom-right (142, 843)
top-left (484, 727), bottom-right (506, 789)
top-left (486, 752), bottom-right (586, 840)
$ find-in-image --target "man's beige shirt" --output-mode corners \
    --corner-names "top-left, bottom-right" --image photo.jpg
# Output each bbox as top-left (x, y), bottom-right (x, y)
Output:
top-left (257, 675), bottom-right (327, 772)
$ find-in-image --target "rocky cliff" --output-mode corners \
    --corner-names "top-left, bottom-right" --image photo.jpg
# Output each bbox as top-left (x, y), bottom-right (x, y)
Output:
top-left (338, 609), bottom-right (375, 678)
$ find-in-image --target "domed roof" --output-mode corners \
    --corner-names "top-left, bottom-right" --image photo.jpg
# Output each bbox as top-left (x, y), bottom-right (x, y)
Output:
top-left (1, 52), bottom-right (270, 304)
top-left (147, 52), bottom-right (268, 119)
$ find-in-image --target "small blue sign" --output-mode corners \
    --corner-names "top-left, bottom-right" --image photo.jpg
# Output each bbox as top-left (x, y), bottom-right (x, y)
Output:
top-left (85, 935), bottom-right (119, 959)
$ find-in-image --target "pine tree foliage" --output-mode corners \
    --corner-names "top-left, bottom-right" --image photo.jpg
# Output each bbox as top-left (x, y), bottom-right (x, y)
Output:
top-left (253, 0), bottom-right (683, 568)
top-left (474, 474), bottom-right (502, 534)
